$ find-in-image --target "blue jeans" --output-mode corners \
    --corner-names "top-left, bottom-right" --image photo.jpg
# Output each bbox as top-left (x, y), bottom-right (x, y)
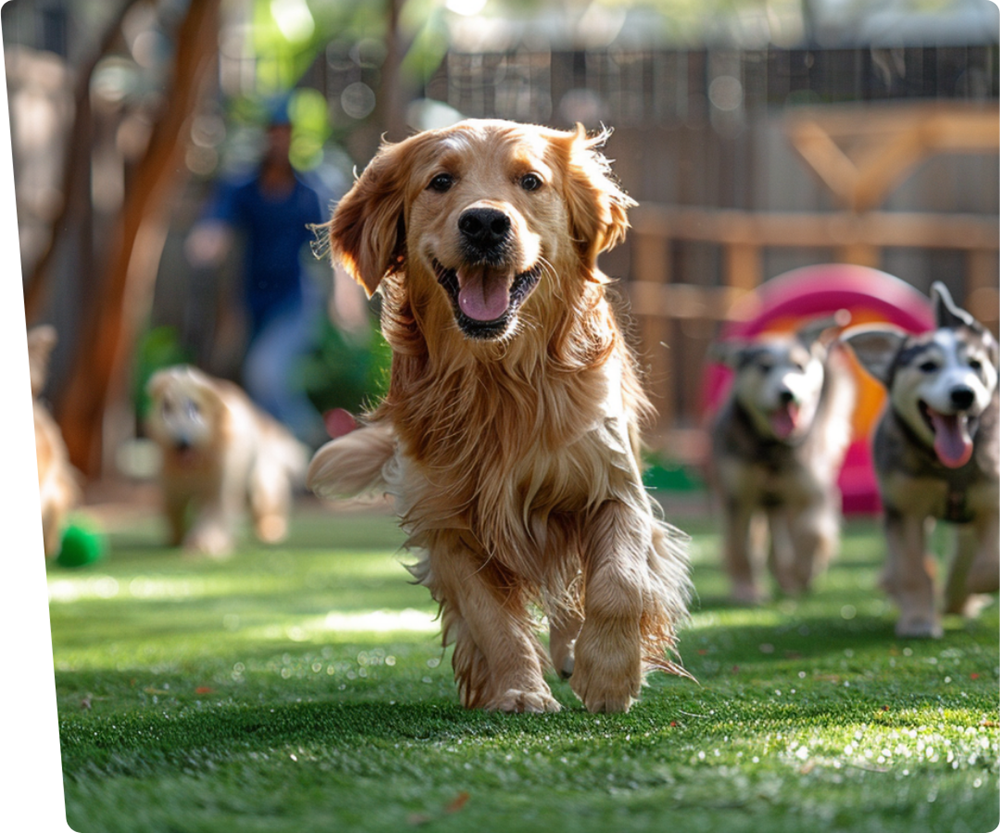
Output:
top-left (243, 297), bottom-right (324, 448)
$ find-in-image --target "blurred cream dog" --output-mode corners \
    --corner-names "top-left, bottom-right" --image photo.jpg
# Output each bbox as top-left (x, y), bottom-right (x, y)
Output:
top-left (146, 365), bottom-right (308, 556)
top-left (28, 325), bottom-right (80, 557)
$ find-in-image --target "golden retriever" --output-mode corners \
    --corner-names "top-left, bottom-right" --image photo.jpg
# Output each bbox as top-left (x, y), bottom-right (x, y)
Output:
top-left (28, 325), bottom-right (80, 557)
top-left (308, 119), bottom-right (690, 713)
top-left (146, 365), bottom-right (308, 556)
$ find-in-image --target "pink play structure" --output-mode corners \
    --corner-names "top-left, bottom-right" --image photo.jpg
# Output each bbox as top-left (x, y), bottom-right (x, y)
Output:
top-left (701, 264), bottom-right (935, 514)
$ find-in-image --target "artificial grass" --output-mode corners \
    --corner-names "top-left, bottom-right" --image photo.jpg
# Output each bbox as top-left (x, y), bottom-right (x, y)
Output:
top-left (48, 507), bottom-right (998, 833)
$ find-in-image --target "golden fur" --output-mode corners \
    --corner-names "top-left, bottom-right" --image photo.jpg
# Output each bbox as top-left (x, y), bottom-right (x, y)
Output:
top-left (146, 365), bottom-right (308, 557)
top-left (28, 325), bottom-right (80, 557)
top-left (308, 119), bottom-right (690, 713)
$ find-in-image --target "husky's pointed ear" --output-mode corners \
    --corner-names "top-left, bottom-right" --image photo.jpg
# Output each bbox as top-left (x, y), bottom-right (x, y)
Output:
top-left (553, 124), bottom-right (637, 262)
top-left (931, 281), bottom-right (977, 332)
top-left (840, 325), bottom-right (908, 387)
top-left (797, 309), bottom-right (851, 351)
top-left (316, 138), bottom-right (416, 297)
top-left (708, 339), bottom-right (751, 369)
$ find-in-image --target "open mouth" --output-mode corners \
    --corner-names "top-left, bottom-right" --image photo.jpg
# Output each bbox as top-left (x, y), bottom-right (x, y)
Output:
top-left (433, 258), bottom-right (542, 340)
top-left (918, 400), bottom-right (975, 469)
top-left (769, 401), bottom-right (800, 440)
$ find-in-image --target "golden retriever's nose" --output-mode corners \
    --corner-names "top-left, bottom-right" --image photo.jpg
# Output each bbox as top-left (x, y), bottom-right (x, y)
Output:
top-left (458, 207), bottom-right (511, 254)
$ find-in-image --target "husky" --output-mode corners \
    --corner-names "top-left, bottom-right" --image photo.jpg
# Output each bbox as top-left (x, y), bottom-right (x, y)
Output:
top-left (709, 314), bottom-right (856, 602)
top-left (842, 282), bottom-right (998, 637)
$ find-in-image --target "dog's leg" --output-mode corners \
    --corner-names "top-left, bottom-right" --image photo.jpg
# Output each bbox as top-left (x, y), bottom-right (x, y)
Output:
top-left (884, 509), bottom-right (941, 638)
top-left (967, 512), bottom-right (1000, 595)
top-left (949, 512), bottom-right (1000, 616)
top-left (571, 500), bottom-right (654, 713)
top-left (548, 606), bottom-right (583, 681)
top-left (163, 484), bottom-right (189, 547)
top-left (943, 524), bottom-right (987, 616)
top-left (766, 506), bottom-right (799, 594)
top-left (184, 469), bottom-right (242, 557)
top-left (786, 499), bottom-right (838, 594)
top-left (425, 532), bottom-right (559, 713)
top-left (723, 499), bottom-right (761, 603)
top-left (248, 458), bottom-right (291, 544)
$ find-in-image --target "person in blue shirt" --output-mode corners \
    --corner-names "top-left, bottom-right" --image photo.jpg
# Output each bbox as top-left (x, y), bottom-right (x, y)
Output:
top-left (186, 105), bottom-right (326, 447)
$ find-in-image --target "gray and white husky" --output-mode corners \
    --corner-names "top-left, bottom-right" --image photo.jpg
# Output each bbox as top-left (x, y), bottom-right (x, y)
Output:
top-left (709, 315), bottom-right (856, 602)
top-left (842, 282), bottom-right (999, 637)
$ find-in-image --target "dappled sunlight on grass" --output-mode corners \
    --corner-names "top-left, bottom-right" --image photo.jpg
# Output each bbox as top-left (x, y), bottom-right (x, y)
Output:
top-left (48, 508), bottom-right (998, 833)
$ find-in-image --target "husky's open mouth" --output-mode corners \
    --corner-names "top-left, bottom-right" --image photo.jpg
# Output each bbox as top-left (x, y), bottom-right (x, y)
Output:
top-left (919, 400), bottom-right (975, 469)
top-left (433, 258), bottom-right (542, 340)
top-left (769, 401), bottom-right (801, 440)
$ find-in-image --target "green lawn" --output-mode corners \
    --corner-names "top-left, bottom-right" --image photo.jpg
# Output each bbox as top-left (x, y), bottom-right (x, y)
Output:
top-left (49, 504), bottom-right (998, 833)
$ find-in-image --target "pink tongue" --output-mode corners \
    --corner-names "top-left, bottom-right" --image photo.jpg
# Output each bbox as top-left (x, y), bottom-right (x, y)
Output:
top-left (928, 409), bottom-right (973, 468)
top-left (457, 267), bottom-right (511, 322)
top-left (770, 403), bottom-right (799, 440)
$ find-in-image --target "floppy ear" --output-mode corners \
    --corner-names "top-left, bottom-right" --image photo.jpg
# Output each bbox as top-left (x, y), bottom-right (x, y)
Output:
top-left (319, 139), bottom-right (413, 297)
top-left (840, 325), bottom-right (908, 387)
top-left (26, 324), bottom-right (57, 397)
top-left (555, 124), bottom-right (637, 261)
top-left (145, 367), bottom-right (177, 403)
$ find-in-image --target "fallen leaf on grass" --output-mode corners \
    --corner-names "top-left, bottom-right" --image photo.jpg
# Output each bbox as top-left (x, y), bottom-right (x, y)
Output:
top-left (445, 792), bottom-right (470, 814)
top-left (407, 792), bottom-right (471, 826)
top-left (195, 687), bottom-right (214, 695)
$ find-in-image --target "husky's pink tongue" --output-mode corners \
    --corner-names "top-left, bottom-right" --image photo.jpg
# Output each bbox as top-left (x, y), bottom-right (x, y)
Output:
top-left (770, 402), bottom-right (799, 440)
top-left (928, 409), bottom-right (973, 468)
top-left (457, 267), bottom-right (511, 322)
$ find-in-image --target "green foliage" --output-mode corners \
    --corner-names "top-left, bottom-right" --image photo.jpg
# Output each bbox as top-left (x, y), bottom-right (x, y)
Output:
top-left (49, 513), bottom-right (999, 833)
top-left (132, 326), bottom-right (193, 424)
top-left (300, 319), bottom-right (393, 416)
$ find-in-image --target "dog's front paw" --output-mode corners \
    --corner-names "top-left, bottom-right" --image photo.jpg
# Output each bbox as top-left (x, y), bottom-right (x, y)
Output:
top-left (184, 527), bottom-right (233, 558)
top-left (895, 615), bottom-right (943, 639)
top-left (485, 689), bottom-right (561, 714)
top-left (571, 630), bottom-right (641, 713)
top-left (255, 513), bottom-right (288, 544)
top-left (730, 580), bottom-right (764, 605)
top-left (570, 672), bottom-right (638, 713)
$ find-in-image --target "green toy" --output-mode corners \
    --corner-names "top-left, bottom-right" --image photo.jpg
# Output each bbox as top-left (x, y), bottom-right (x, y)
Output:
top-left (56, 522), bottom-right (108, 568)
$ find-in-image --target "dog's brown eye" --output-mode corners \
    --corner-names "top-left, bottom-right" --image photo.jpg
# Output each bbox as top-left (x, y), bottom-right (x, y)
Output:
top-left (520, 172), bottom-right (543, 192)
top-left (428, 173), bottom-right (454, 193)
top-left (969, 358), bottom-right (983, 371)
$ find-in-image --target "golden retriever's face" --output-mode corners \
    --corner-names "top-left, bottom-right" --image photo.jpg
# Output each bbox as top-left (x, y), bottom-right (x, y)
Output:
top-left (410, 127), bottom-right (560, 339)
top-left (325, 119), bottom-right (634, 342)
top-left (146, 367), bottom-right (219, 457)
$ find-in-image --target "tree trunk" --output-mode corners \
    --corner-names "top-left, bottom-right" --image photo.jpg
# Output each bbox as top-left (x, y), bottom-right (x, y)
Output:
top-left (59, 0), bottom-right (222, 477)
top-left (22, 0), bottom-right (139, 322)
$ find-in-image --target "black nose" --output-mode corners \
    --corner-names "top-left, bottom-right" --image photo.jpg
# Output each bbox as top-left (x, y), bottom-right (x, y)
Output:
top-left (950, 387), bottom-right (975, 410)
top-left (778, 389), bottom-right (795, 405)
top-left (458, 207), bottom-right (511, 252)
top-left (175, 437), bottom-right (192, 452)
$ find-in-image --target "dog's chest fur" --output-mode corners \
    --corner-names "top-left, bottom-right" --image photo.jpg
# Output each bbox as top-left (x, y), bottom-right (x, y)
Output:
top-left (381, 344), bottom-right (642, 573)
top-left (876, 391), bottom-right (999, 521)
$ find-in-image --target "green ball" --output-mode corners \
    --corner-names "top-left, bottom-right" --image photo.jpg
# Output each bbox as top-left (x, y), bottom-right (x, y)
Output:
top-left (56, 523), bottom-right (108, 568)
